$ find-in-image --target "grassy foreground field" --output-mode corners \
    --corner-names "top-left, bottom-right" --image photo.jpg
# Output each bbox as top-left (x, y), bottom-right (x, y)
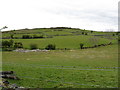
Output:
top-left (2, 44), bottom-right (118, 88)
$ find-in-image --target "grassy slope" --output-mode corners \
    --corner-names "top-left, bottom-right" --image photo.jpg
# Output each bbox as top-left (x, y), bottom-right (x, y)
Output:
top-left (2, 28), bottom-right (117, 38)
top-left (2, 45), bottom-right (118, 88)
top-left (2, 28), bottom-right (118, 49)
top-left (2, 28), bottom-right (118, 88)
top-left (4, 35), bottom-right (117, 49)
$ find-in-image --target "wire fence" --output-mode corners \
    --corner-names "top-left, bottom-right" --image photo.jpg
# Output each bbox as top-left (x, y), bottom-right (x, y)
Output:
top-left (17, 75), bottom-right (118, 88)
top-left (2, 62), bottom-right (119, 71)
top-left (0, 75), bottom-right (118, 88)
top-left (1, 62), bottom-right (119, 88)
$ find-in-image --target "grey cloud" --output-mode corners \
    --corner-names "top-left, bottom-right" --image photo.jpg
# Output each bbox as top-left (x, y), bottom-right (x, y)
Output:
top-left (44, 7), bottom-right (117, 26)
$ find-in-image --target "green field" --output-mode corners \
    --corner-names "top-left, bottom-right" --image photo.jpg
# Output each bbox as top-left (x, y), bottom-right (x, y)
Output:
top-left (2, 28), bottom-right (119, 88)
top-left (2, 45), bottom-right (118, 88)
top-left (2, 28), bottom-right (118, 39)
top-left (4, 35), bottom-right (117, 49)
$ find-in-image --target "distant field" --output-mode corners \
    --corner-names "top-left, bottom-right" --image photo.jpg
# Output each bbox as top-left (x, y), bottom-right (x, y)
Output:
top-left (3, 35), bottom-right (117, 49)
top-left (2, 45), bottom-right (118, 88)
top-left (2, 28), bottom-right (117, 38)
top-left (2, 28), bottom-right (118, 50)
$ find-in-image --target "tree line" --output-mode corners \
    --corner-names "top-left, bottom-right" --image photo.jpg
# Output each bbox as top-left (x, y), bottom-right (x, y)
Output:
top-left (1, 40), bottom-right (56, 51)
top-left (2, 39), bottom-right (113, 51)
top-left (2, 34), bottom-right (45, 39)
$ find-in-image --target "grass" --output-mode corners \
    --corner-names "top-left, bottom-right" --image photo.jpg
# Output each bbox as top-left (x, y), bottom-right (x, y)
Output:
top-left (2, 44), bottom-right (118, 88)
top-left (1, 28), bottom-right (119, 88)
top-left (4, 35), bottom-right (117, 49)
top-left (2, 28), bottom-right (118, 39)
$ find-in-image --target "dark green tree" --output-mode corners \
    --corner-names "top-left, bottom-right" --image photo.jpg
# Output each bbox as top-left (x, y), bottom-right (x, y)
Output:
top-left (2, 40), bottom-right (14, 48)
top-left (82, 32), bottom-right (84, 35)
top-left (80, 43), bottom-right (84, 49)
top-left (2, 41), bottom-right (9, 48)
top-left (10, 34), bottom-right (14, 39)
top-left (14, 42), bottom-right (23, 48)
top-left (85, 33), bottom-right (88, 35)
top-left (45, 44), bottom-right (56, 50)
top-left (91, 31), bottom-right (93, 33)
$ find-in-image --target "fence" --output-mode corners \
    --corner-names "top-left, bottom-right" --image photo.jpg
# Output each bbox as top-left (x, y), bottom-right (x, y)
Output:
top-left (1, 62), bottom-right (119, 88)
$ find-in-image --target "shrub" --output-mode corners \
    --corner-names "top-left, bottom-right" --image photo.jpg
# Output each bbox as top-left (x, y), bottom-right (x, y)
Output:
top-left (14, 42), bottom-right (23, 48)
top-left (2, 40), bottom-right (14, 48)
top-left (85, 33), bottom-right (88, 35)
top-left (80, 43), bottom-right (84, 49)
top-left (91, 31), bottom-right (93, 33)
top-left (10, 34), bottom-right (14, 39)
top-left (82, 32), bottom-right (84, 35)
top-left (2, 41), bottom-right (9, 48)
top-left (113, 34), bottom-right (115, 36)
top-left (30, 44), bottom-right (38, 50)
top-left (45, 44), bottom-right (56, 50)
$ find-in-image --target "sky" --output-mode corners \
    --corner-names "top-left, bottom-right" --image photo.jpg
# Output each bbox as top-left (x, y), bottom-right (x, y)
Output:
top-left (0, 0), bottom-right (119, 31)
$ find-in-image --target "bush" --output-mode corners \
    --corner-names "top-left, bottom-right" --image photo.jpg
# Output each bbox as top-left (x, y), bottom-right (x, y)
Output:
top-left (30, 44), bottom-right (38, 50)
top-left (2, 40), bottom-right (14, 48)
top-left (45, 44), bottom-right (56, 50)
top-left (80, 43), bottom-right (84, 49)
top-left (14, 42), bottom-right (23, 48)
top-left (2, 40), bottom-right (9, 48)
top-left (85, 33), bottom-right (88, 35)
top-left (82, 32), bottom-right (84, 35)
top-left (113, 34), bottom-right (115, 36)
top-left (91, 31), bottom-right (93, 33)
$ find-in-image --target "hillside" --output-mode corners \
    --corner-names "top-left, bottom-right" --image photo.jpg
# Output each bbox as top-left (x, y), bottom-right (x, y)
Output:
top-left (1, 27), bottom-right (118, 50)
top-left (1, 27), bottom-right (119, 88)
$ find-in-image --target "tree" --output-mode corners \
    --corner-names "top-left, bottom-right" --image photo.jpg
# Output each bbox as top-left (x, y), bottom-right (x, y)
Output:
top-left (14, 42), bottom-right (23, 48)
top-left (80, 43), bottom-right (84, 49)
top-left (3, 26), bottom-right (8, 29)
top-left (91, 31), bottom-right (93, 33)
top-left (112, 34), bottom-right (115, 36)
top-left (45, 44), bottom-right (56, 50)
top-left (2, 40), bottom-right (14, 48)
top-left (10, 34), bottom-right (14, 39)
top-left (85, 33), bottom-right (88, 35)
top-left (2, 41), bottom-right (9, 48)
top-left (82, 32), bottom-right (84, 35)
top-left (8, 40), bottom-right (14, 47)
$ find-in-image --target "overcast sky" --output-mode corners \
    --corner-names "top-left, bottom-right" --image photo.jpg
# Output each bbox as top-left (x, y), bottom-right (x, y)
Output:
top-left (0, 0), bottom-right (118, 31)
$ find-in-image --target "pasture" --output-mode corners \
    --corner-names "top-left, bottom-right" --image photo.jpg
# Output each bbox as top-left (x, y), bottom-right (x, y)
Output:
top-left (2, 45), bottom-right (118, 88)
top-left (1, 28), bottom-right (119, 88)
top-left (4, 35), bottom-right (116, 49)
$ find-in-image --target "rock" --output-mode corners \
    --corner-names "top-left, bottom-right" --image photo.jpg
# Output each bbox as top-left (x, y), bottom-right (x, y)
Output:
top-left (0, 71), bottom-right (14, 75)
